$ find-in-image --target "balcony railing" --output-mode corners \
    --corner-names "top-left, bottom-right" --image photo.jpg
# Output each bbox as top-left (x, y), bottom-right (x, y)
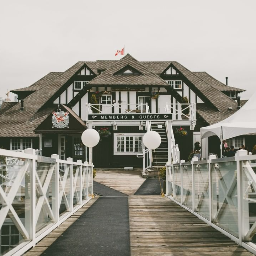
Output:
top-left (86, 103), bottom-right (196, 126)
top-left (166, 152), bottom-right (256, 254)
top-left (0, 148), bottom-right (93, 256)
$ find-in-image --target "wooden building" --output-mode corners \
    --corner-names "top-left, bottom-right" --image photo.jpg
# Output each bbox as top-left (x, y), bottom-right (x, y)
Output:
top-left (0, 54), bottom-right (247, 167)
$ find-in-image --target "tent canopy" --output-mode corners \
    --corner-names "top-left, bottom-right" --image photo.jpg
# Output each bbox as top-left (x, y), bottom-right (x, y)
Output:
top-left (201, 92), bottom-right (256, 140)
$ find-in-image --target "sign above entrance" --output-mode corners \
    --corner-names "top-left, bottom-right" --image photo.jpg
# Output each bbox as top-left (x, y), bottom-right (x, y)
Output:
top-left (88, 114), bottom-right (172, 121)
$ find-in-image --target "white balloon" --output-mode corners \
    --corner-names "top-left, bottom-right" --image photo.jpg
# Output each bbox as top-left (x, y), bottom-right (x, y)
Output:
top-left (143, 131), bottom-right (161, 150)
top-left (81, 129), bottom-right (100, 147)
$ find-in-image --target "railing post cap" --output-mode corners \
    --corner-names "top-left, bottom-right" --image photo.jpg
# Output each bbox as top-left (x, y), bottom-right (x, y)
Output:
top-left (209, 155), bottom-right (217, 161)
top-left (24, 148), bottom-right (35, 155)
top-left (51, 154), bottom-right (59, 159)
top-left (77, 160), bottom-right (82, 164)
top-left (191, 156), bottom-right (198, 162)
top-left (180, 160), bottom-right (185, 164)
top-left (67, 157), bottom-right (73, 162)
top-left (236, 149), bottom-right (248, 157)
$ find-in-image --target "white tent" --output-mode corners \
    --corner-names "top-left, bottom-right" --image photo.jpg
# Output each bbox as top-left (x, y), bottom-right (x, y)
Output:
top-left (201, 92), bottom-right (256, 141)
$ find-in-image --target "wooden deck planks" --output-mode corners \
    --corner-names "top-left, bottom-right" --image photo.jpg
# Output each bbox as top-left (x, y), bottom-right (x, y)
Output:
top-left (129, 195), bottom-right (253, 256)
top-left (94, 169), bottom-right (145, 195)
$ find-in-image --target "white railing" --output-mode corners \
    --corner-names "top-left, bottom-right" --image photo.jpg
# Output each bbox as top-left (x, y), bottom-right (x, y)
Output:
top-left (142, 149), bottom-right (151, 176)
top-left (165, 121), bottom-right (180, 164)
top-left (166, 151), bottom-right (256, 255)
top-left (0, 148), bottom-right (93, 256)
top-left (87, 103), bottom-right (149, 114)
top-left (165, 103), bottom-right (196, 129)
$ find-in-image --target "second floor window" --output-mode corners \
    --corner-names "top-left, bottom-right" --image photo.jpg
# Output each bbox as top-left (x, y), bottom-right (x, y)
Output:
top-left (74, 81), bottom-right (88, 90)
top-left (101, 95), bottom-right (112, 104)
top-left (167, 80), bottom-right (182, 89)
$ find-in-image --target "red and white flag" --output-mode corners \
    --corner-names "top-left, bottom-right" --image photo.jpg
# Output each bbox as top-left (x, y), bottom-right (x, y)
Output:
top-left (115, 47), bottom-right (125, 56)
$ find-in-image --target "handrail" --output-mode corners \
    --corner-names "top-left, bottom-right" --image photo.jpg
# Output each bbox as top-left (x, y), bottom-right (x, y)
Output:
top-left (165, 121), bottom-right (180, 164)
top-left (0, 148), bottom-right (94, 256)
top-left (165, 150), bottom-right (256, 255)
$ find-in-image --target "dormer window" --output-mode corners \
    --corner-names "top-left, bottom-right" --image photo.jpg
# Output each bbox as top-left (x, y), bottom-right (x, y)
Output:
top-left (167, 80), bottom-right (182, 90)
top-left (123, 69), bottom-right (133, 75)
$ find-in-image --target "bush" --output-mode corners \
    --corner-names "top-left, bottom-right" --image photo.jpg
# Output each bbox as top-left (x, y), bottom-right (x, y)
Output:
top-left (159, 167), bottom-right (166, 180)
top-left (93, 169), bottom-right (96, 178)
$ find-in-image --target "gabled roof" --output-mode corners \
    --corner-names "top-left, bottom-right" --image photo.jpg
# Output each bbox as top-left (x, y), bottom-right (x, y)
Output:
top-left (11, 72), bottom-right (63, 92)
top-left (88, 54), bottom-right (168, 86)
top-left (0, 62), bottom-right (85, 137)
top-left (193, 72), bottom-right (244, 92)
top-left (35, 104), bottom-right (86, 133)
top-left (141, 61), bottom-right (171, 75)
top-left (171, 62), bottom-right (238, 112)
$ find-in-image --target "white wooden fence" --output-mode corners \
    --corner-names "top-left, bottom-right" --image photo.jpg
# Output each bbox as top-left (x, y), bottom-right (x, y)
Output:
top-left (166, 151), bottom-right (256, 254)
top-left (0, 148), bottom-right (93, 256)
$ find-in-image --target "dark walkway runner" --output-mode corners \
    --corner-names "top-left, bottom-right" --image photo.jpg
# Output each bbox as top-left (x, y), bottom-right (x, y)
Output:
top-left (42, 181), bottom-right (130, 256)
top-left (134, 177), bottom-right (163, 195)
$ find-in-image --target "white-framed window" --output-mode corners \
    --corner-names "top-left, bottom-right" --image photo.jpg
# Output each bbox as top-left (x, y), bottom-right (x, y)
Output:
top-left (10, 139), bottom-right (32, 151)
top-left (166, 80), bottom-right (182, 89)
top-left (101, 95), bottom-right (112, 104)
top-left (1, 223), bottom-right (21, 255)
top-left (114, 133), bottom-right (143, 155)
top-left (226, 136), bottom-right (245, 149)
top-left (74, 81), bottom-right (88, 90)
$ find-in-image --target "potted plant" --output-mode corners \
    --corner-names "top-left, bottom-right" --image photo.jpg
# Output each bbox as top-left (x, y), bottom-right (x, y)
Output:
top-left (98, 127), bottom-right (111, 139)
top-left (151, 94), bottom-right (159, 99)
top-left (159, 167), bottom-right (166, 194)
top-left (174, 127), bottom-right (188, 137)
top-left (90, 94), bottom-right (100, 113)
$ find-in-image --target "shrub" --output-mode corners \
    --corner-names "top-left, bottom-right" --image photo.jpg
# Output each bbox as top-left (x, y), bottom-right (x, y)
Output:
top-left (159, 167), bottom-right (166, 180)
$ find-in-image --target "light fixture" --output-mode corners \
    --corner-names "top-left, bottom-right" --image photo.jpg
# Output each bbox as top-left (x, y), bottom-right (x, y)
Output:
top-left (81, 129), bottom-right (100, 147)
top-left (143, 131), bottom-right (161, 150)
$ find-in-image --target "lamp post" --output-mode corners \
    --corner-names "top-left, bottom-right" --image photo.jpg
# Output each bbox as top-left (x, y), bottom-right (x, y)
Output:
top-left (142, 131), bottom-right (161, 175)
top-left (81, 129), bottom-right (100, 164)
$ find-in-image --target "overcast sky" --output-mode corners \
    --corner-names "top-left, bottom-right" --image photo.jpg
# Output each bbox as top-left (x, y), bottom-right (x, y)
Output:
top-left (0, 0), bottom-right (255, 100)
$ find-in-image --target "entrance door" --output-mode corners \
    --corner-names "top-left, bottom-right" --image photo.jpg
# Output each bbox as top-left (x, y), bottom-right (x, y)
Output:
top-left (138, 96), bottom-right (150, 113)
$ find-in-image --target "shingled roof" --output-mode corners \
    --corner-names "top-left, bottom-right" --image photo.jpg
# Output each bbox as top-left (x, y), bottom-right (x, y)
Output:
top-left (0, 62), bottom-right (85, 137)
top-left (171, 62), bottom-right (238, 112)
top-left (0, 54), bottom-right (246, 137)
top-left (88, 54), bottom-right (168, 86)
top-left (193, 72), bottom-right (244, 92)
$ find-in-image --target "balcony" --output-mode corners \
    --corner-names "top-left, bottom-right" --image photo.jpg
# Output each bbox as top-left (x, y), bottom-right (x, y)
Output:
top-left (85, 103), bottom-right (196, 129)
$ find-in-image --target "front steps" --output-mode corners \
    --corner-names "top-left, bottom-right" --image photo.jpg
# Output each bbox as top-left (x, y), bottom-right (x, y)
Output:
top-left (150, 122), bottom-right (168, 168)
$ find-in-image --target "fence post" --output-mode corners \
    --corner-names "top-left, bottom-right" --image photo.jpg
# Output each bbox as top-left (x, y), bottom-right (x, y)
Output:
top-left (236, 150), bottom-right (249, 244)
top-left (51, 154), bottom-right (60, 223)
top-left (77, 160), bottom-right (83, 204)
top-left (24, 148), bottom-right (36, 245)
top-left (208, 155), bottom-right (216, 223)
top-left (191, 161), bottom-right (195, 211)
top-left (180, 163), bottom-right (183, 204)
top-left (67, 158), bottom-right (73, 212)
top-left (85, 163), bottom-right (89, 199)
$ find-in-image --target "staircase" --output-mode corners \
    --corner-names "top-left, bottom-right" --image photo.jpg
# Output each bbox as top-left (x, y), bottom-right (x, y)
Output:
top-left (151, 122), bottom-right (168, 167)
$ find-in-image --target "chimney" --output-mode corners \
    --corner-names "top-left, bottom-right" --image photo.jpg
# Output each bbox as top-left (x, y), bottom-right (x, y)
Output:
top-left (20, 99), bottom-right (24, 110)
top-left (225, 77), bottom-right (228, 86)
top-left (237, 96), bottom-right (241, 109)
